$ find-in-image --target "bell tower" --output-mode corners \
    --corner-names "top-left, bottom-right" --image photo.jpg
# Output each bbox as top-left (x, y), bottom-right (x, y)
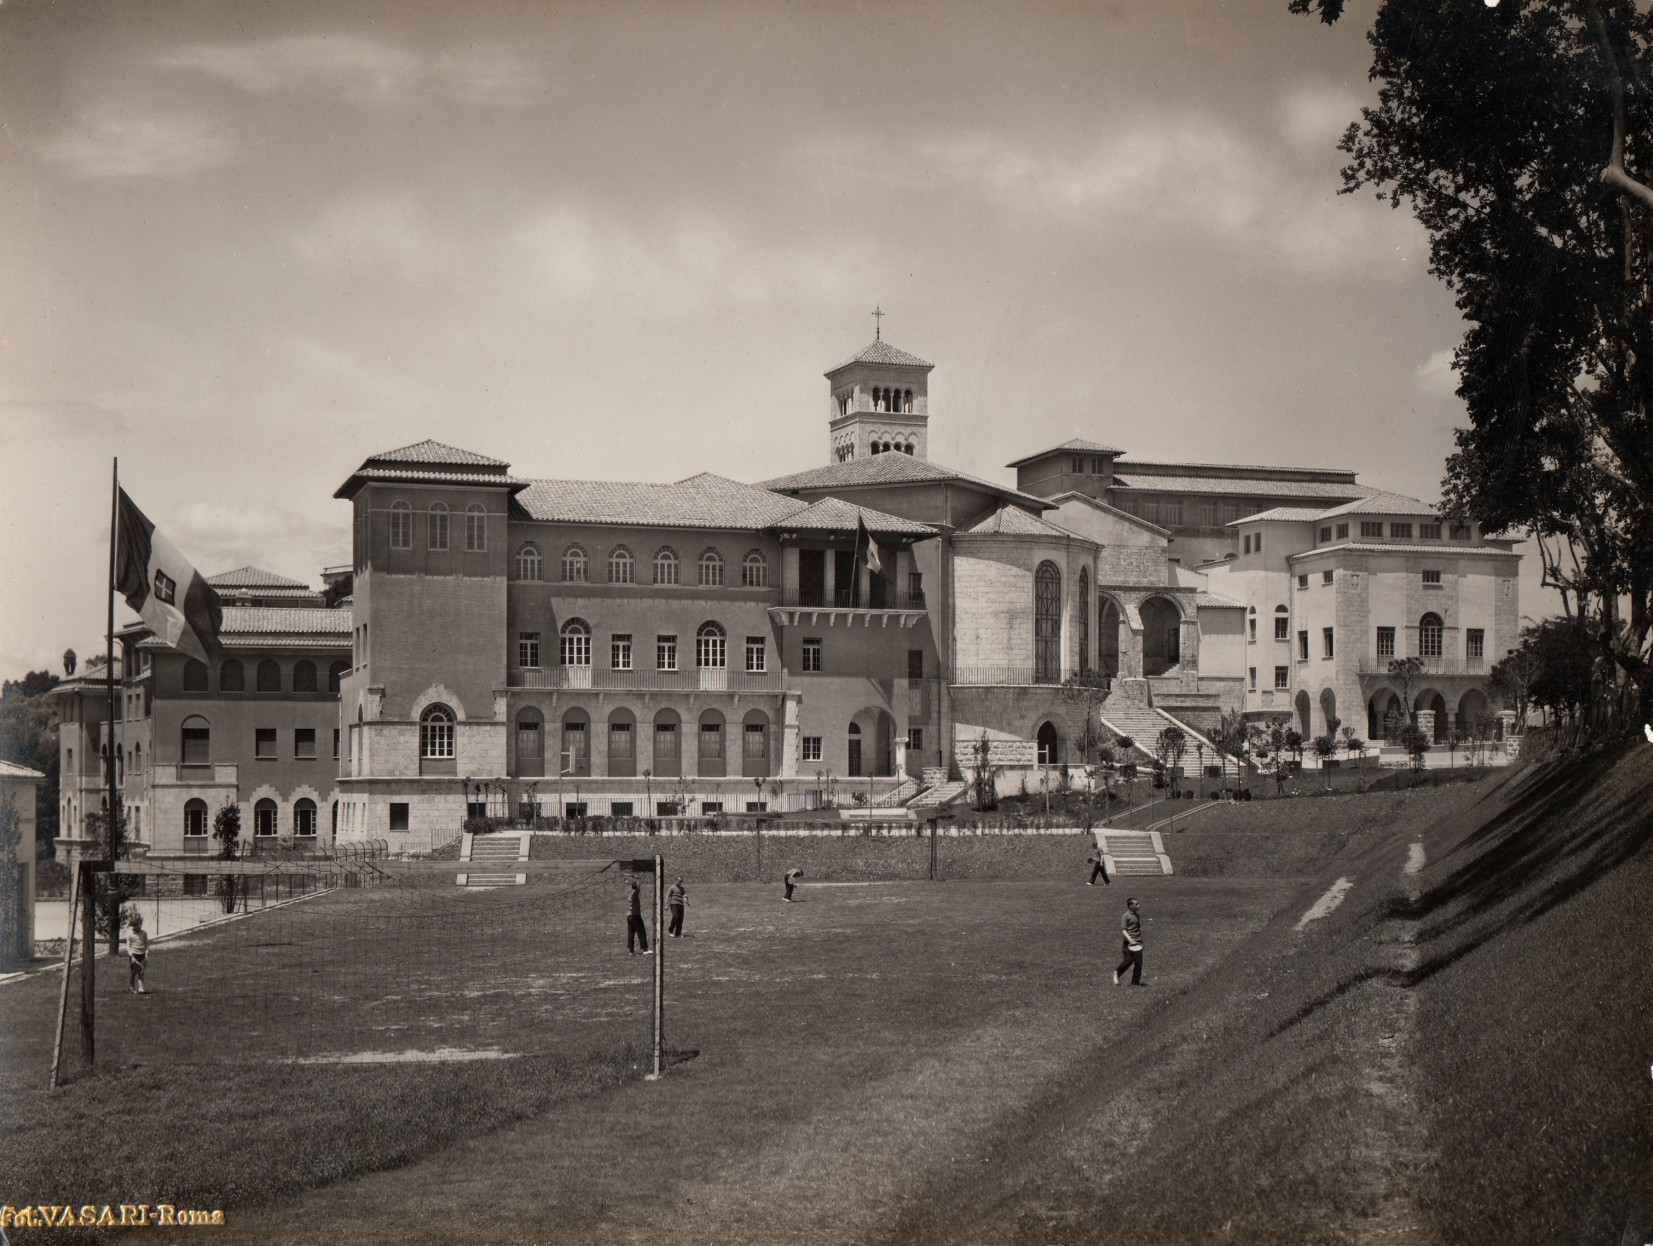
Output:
top-left (824, 313), bottom-right (934, 465)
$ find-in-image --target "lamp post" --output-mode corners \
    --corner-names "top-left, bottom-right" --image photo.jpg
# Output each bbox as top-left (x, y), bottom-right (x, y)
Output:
top-left (753, 775), bottom-right (764, 878)
top-left (644, 768), bottom-right (653, 824)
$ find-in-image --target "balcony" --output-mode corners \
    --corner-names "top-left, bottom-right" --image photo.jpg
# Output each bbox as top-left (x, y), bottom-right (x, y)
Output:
top-left (510, 667), bottom-right (787, 693)
top-left (949, 666), bottom-right (1088, 688)
top-left (769, 588), bottom-right (928, 629)
top-left (1358, 655), bottom-right (1487, 677)
top-left (160, 763), bottom-right (239, 786)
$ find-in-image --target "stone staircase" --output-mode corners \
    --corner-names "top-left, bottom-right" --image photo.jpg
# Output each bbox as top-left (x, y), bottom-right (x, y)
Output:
top-left (1098, 679), bottom-right (1241, 781)
top-left (908, 780), bottom-right (968, 810)
top-left (458, 830), bottom-right (529, 888)
top-left (1093, 828), bottom-right (1174, 877)
top-left (873, 778), bottom-right (921, 807)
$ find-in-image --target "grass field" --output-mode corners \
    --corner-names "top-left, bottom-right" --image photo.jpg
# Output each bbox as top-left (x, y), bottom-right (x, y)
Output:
top-left (2, 750), bottom-right (1647, 1245)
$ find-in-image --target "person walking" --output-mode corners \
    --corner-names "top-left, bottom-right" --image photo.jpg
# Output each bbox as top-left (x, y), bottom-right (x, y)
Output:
top-left (1086, 851), bottom-right (1111, 886)
top-left (783, 868), bottom-right (803, 902)
top-left (127, 913), bottom-right (150, 994)
top-left (1113, 897), bottom-right (1144, 986)
top-left (625, 878), bottom-right (650, 954)
top-left (666, 877), bottom-right (687, 937)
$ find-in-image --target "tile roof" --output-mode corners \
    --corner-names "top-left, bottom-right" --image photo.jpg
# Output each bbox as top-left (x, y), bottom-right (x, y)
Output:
top-left (208, 566), bottom-right (312, 590)
top-left (1042, 491), bottom-right (1174, 537)
top-left (517, 473), bottom-right (805, 530)
top-left (1227, 506), bottom-right (1329, 526)
top-left (339, 467), bottom-right (530, 492)
top-left (0, 758), bottom-right (46, 780)
top-left (962, 506), bottom-right (1084, 539)
top-left (1311, 490), bottom-right (1439, 519)
top-left (1111, 475), bottom-right (1375, 499)
top-left (367, 440), bottom-right (509, 468)
top-left (826, 339), bottom-right (934, 373)
top-left (1288, 543), bottom-right (1520, 560)
top-left (760, 454), bottom-right (1053, 510)
top-left (1114, 456), bottom-right (1361, 479)
top-left (1005, 438), bottom-right (1126, 468)
top-left (219, 607), bottom-right (354, 636)
top-left (766, 497), bottom-right (936, 537)
top-left (1192, 592), bottom-right (1246, 609)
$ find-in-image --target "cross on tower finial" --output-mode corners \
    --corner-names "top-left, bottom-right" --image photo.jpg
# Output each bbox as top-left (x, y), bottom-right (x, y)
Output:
top-left (871, 304), bottom-right (884, 340)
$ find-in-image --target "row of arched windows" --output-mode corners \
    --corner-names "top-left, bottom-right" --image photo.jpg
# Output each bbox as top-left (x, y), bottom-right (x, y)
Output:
top-left (552, 620), bottom-right (733, 667)
top-left (509, 705), bottom-right (771, 777)
top-left (871, 388), bottom-right (914, 413)
top-left (182, 796), bottom-right (318, 838)
top-left (182, 658), bottom-right (347, 694)
top-left (868, 441), bottom-right (916, 456)
top-left (389, 501), bottom-right (488, 553)
top-left (514, 543), bottom-right (768, 588)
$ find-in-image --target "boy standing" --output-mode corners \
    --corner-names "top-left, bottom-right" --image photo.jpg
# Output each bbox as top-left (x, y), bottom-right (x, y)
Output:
top-left (128, 913), bottom-right (150, 994)
top-left (1113, 897), bottom-right (1144, 986)
top-left (667, 877), bottom-right (687, 937)
top-left (625, 878), bottom-right (650, 954)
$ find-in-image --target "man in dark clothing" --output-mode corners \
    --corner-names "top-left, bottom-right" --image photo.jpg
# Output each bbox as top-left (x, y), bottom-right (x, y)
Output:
top-left (1114, 897), bottom-right (1144, 986)
top-left (1087, 852), bottom-right (1111, 886)
top-left (783, 868), bottom-right (802, 902)
top-left (626, 878), bottom-right (650, 954)
top-left (667, 877), bottom-right (687, 937)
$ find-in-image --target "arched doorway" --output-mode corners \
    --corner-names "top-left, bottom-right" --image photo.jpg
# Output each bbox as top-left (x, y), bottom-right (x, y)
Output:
top-left (1036, 720), bottom-right (1060, 766)
top-left (1319, 688), bottom-right (1339, 737)
top-left (1140, 596), bottom-right (1182, 677)
top-left (515, 708), bottom-right (544, 777)
top-left (607, 708), bottom-right (637, 777)
top-left (1457, 688), bottom-right (1491, 738)
top-left (848, 708), bottom-right (898, 777)
top-left (652, 709), bottom-right (681, 778)
top-left (741, 708), bottom-right (771, 779)
top-left (1294, 689), bottom-right (1312, 737)
top-left (561, 708), bottom-right (591, 777)
top-left (697, 709), bottom-right (726, 778)
top-left (1368, 690), bottom-right (1405, 741)
top-left (1415, 690), bottom-right (1449, 743)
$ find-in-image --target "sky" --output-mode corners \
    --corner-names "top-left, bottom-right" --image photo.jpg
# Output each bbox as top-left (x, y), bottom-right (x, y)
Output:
top-left (0, 0), bottom-right (1555, 677)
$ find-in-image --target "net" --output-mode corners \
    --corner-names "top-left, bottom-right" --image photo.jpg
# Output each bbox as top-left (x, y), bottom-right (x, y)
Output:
top-left (53, 852), bottom-right (657, 1079)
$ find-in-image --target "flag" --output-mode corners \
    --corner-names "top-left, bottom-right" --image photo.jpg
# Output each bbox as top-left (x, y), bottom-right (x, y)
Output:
top-left (114, 489), bottom-right (222, 662)
top-left (857, 514), bottom-right (882, 575)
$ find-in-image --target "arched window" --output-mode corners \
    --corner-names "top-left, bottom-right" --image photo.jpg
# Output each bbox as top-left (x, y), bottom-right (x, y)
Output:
top-left (742, 550), bottom-right (768, 588)
top-left (608, 546), bottom-right (635, 584)
top-left (698, 549), bottom-right (725, 587)
top-left (256, 659), bottom-right (282, 693)
top-left (695, 622), bottom-right (727, 669)
top-left (254, 798), bottom-right (278, 838)
top-left (560, 618), bottom-right (592, 667)
top-left (902, 443), bottom-right (914, 455)
top-left (1034, 561), bottom-right (1062, 683)
top-left (182, 659), bottom-right (209, 692)
top-left (1419, 612), bottom-right (1444, 659)
top-left (293, 798), bottom-right (318, 837)
top-left (465, 503), bottom-right (486, 552)
top-left (220, 660), bottom-right (245, 692)
top-left (183, 798), bottom-right (208, 838)
top-left (515, 543), bottom-right (543, 581)
top-left (1037, 721), bottom-right (1060, 766)
top-left (181, 715), bottom-right (210, 765)
top-left (428, 502), bottom-right (450, 551)
top-left (653, 547), bottom-right (679, 585)
top-left (561, 709), bottom-right (591, 778)
top-left (328, 660), bottom-right (349, 693)
top-left (562, 545), bottom-right (589, 583)
top-left (133, 742), bottom-right (143, 774)
top-left (903, 389), bottom-right (913, 413)
top-left (292, 659), bottom-right (318, 693)
top-left (420, 704), bottom-right (456, 759)
top-left (516, 708), bottom-right (544, 776)
top-left (1076, 568), bottom-right (1091, 673)
top-left (390, 501), bottom-right (412, 549)
top-left (742, 708), bottom-right (770, 778)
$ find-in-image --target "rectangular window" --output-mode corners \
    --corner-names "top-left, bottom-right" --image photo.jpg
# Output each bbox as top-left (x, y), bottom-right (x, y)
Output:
top-left (1322, 627), bottom-right (1335, 659)
top-left (801, 736), bottom-right (823, 763)
top-left (181, 728), bottom-right (210, 765)
top-left (1297, 574), bottom-right (1309, 589)
top-left (908, 571), bottom-right (924, 604)
top-left (699, 721), bottom-right (723, 761)
top-left (1274, 616), bottom-right (1289, 641)
top-left (1391, 522), bottom-right (1413, 539)
top-left (1071, 456), bottom-right (1085, 474)
top-left (1139, 498), bottom-right (1160, 523)
top-left (1377, 626), bottom-right (1396, 658)
top-left (1336, 523), bottom-right (1349, 539)
top-left (802, 638), bottom-right (823, 673)
top-left (656, 635), bottom-right (677, 671)
top-left (1254, 532), bottom-right (1263, 552)
top-left (1420, 522), bottom-right (1442, 540)
top-left (1162, 499), bottom-right (1182, 526)
top-left (1244, 535), bottom-right (1252, 555)
top-left (333, 728), bottom-right (341, 760)
top-left (908, 649), bottom-right (924, 679)
top-left (518, 632), bottom-right (541, 668)
top-left (184, 805), bottom-right (207, 837)
top-left (390, 507), bottom-right (411, 549)
top-left (654, 722), bottom-right (679, 762)
top-left (1422, 569), bottom-right (1442, 585)
top-left (429, 507), bottom-right (449, 550)
top-left (907, 727), bottom-right (924, 752)
top-left (612, 802), bottom-right (635, 818)
top-left (1319, 526), bottom-right (1332, 544)
top-left (1248, 666), bottom-right (1257, 691)
top-left (1274, 666), bottom-right (1290, 690)
top-left (1248, 617), bottom-right (1257, 643)
top-left (1450, 523), bottom-right (1471, 541)
top-left (295, 728), bottom-right (316, 759)
top-left (745, 636), bottom-right (766, 673)
top-left (390, 803), bottom-right (410, 831)
top-left (1466, 628), bottom-right (1485, 659)
top-left (612, 633), bottom-right (633, 670)
top-left (466, 508), bottom-right (486, 551)
top-left (743, 722), bottom-right (767, 760)
top-left (609, 720), bottom-right (634, 762)
top-left (1322, 570), bottom-right (1334, 585)
top-left (255, 728), bottom-right (277, 759)
top-left (1361, 521), bottom-right (1384, 538)
top-left (1199, 501), bottom-right (1218, 526)
top-left (1297, 630), bottom-right (1309, 661)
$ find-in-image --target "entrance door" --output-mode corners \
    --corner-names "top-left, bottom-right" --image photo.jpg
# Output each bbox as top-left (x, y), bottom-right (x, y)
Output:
top-left (799, 549), bottom-right (825, 607)
top-left (847, 737), bottom-right (862, 777)
top-left (835, 549), bottom-right (857, 606)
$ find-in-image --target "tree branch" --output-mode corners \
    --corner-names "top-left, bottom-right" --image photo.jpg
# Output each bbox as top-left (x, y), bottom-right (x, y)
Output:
top-left (1583, 0), bottom-right (1653, 214)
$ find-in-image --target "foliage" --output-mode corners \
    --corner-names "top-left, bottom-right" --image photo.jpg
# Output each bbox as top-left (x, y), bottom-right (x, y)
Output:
top-left (967, 732), bottom-right (1003, 812)
top-left (1398, 723), bottom-right (1432, 772)
top-left (1058, 670), bottom-right (1114, 762)
top-left (1208, 711), bottom-right (1250, 791)
top-left (1154, 726), bottom-right (1188, 782)
top-left (213, 802), bottom-right (243, 913)
top-left (1294, 0), bottom-right (1653, 726)
top-left (1386, 657), bottom-right (1425, 725)
top-left (0, 670), bottom-right (61, 858)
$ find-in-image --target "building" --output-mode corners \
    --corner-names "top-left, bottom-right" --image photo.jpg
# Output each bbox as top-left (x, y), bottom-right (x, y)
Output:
top-left (1, 758), bottom-right (44, 964)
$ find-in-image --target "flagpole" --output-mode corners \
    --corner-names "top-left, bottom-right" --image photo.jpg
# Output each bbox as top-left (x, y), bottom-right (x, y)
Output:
top-left (106, 459), bottom-right (121, 953)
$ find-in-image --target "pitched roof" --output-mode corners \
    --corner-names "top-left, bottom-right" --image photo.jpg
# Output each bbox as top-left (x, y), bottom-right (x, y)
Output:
top-left (760, 454), bottom-right (1053, 510)
top-left (1005, 438), bottom-right (1126, 469)
top-left (1228, 506), bottom-right (1329, 526)
top-left (208, 566), bottom-right (311, 591)
top-left (766, 497), bottom-right (936, 537)
top-left (962, 506), bottom-right (1083, 539)
top-left (0, 758), bottom-right (46, 781)
top-left (1289, 543), bottom-right (1519, 561)
top-left (1311, 490), bottom-right (1439, 519)
top-left (368, 440), bottom-right (509, 467)
top-left (1113, 455), bottom-right (1361, 479)
top-left (516, 473), bottom-right (806, 530)
top-left (1112, 474), bottom-right (1375, 500)
top-left (825, 339), bottom-right (934, 374)
top-left (219, 607), bottom-right (354, 637)
top-left (1192, 591), bottom-right (1246, 610)
top-left (1044, 491), bottom-right (1173, 538)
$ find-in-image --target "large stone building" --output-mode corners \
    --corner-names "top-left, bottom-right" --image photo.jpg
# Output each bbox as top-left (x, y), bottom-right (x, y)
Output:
top-left (56, 332), bottom-right (1518, 853)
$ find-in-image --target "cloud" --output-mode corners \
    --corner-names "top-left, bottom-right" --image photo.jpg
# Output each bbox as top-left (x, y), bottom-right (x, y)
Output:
top-left (1276, 82), bottom-right (1365, 150)
top-left (166, 501), bottom-right (349, 581)
top-left (157, 35), bottom-right (546, 107)
top-left (0, 399), bottom-right (130, 443)
top-left (291, 193), bottom-right (449, 284)
top-left (1415, 348), bottom-right (1461, 397)
top-left (36, 107), bottom-right (239, 179)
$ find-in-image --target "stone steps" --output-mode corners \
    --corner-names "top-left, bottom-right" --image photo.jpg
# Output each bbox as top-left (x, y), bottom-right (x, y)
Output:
top-left (1093, 828), bottom-right (1174, 877)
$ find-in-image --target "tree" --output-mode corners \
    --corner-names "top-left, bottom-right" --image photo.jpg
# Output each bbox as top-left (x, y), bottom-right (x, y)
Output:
top-left (1398, 723), bottom-right (1432, 780)
top-left (0, 672), bottom-right (61, 863)
top-left (1154, 726), bottom-right (1188, 791)
top-left (1490, 644), bottom-right (1539, 724)
top-left (1293, 0), bottom-right (1653, 728)
top-left (1386, 657), bottom-right (1426, 728)
top-left (1209, 710), bottom-right (1250, 793)
top-left (1312, 734), bottom-right (1339, 787)
top-left (213, 802), bottom-right (243, 914)
top-left (1059, 670), bottom-right (1114, 763)
top-left (967, 732), bottom-right (1003, 812)
top-left (1114, 735), bottom-right (1138, 807)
